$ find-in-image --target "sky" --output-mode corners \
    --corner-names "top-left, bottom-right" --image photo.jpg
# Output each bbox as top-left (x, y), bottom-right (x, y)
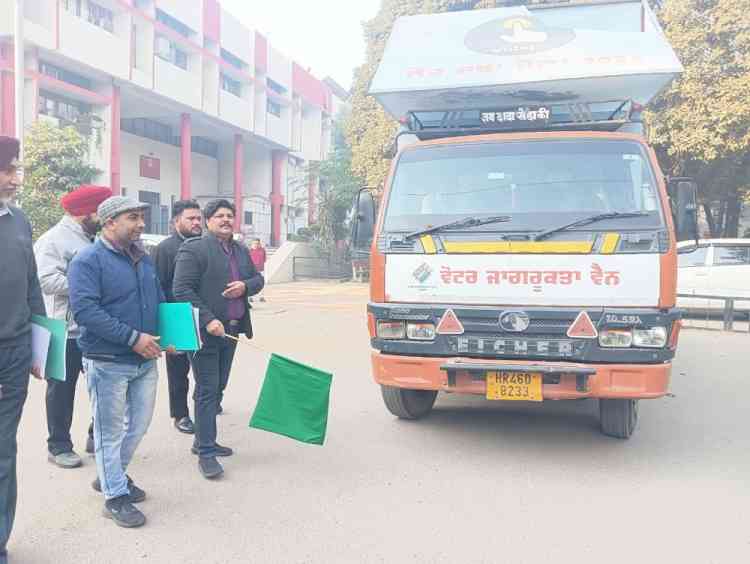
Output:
top-left (220, 0), bottom-right (382, 91)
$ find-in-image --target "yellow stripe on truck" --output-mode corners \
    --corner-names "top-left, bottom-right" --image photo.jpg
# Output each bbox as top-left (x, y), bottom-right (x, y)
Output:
top-left (601, 233), bottom-right (620, 254)
top-left (420, 235), bottom-right (438, 254)
top-left (442, 241), bottom-right (593, 254)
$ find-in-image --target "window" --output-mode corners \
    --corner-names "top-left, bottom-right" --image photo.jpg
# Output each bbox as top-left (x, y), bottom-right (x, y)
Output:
top-left (678, 246), bottom-right (709, 268)
top-left (155, 35), bottom-right (188, 70)
top-left (384, 140), bottom-right (665, 233)
top-left (713, 246), bottom-right (750, 266)
top-left (139, 190), bottom-right (161, 234)
top-left (220, 49), bottom-right (245, 70)
top-left (155, 9), bottom-right (192, 38)
top-left (39, 62), bottom-right (92, 90)
top-left (267, 99), bottom-right (282, 118)
top-left (221, 74), bottom-right (242, 98)
top-left (87, 1), bottom-right (114, 32)
top-left (267, 78), bottom-right (287, 96)
top-left (121, 118), bottom-right (176, 146)
top-left (64, 1), bottom-right (114, 33)
top-left (192, 137), bottom-right (218, 159)
top-left (244, 211), bottom-right (253, 225)
top-left (38, 91), bottom-right (90, 122)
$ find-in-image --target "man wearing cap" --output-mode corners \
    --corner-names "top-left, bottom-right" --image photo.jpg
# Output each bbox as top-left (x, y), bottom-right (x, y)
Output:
top-left (69, 196), bottom-right (165, 528)
top-left (173, 199), bottom-right (264, 480)
top-left (35, 185), bottom-right (112, 469)
top-left (0, 136), bottom-right (46, 563)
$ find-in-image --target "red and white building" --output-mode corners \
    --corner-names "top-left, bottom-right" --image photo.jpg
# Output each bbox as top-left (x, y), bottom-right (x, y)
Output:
top-left (0, 0), bottom-right (349, 245)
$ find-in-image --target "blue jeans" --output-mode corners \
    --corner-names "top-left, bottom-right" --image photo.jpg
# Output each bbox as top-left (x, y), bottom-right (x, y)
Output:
top-left (84, 359), bottom-right (158, 500)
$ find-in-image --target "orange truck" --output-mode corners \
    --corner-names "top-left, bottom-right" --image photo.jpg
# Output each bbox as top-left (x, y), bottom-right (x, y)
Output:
top-left (350, 0), bottom-right (697, 438)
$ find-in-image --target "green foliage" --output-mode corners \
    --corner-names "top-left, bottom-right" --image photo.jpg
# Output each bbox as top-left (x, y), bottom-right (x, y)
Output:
top-left (315, 121), bottom-right (366, 255)
top-left (18, 122), bottom-right (100, 240)
top-left (645, 0), bottom-right (750, 236)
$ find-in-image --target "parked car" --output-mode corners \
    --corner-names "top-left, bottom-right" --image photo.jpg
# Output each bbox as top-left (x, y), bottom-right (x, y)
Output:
top-left (677, 238), bottom-right (750, 315)
top-left (141, 233), bottom-right (167, 257)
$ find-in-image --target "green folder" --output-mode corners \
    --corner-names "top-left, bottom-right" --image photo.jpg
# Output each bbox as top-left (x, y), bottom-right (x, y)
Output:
top-left (249, 354), bottom-right (333, 445)
top-left (158, 302), bottom-right (202, 352)
top-left (31, 315), bottom-right (68, 382)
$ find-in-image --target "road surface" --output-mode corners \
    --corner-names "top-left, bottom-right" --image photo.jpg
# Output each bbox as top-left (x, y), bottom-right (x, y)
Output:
top-left (11, 282), bottom-right (750, 563)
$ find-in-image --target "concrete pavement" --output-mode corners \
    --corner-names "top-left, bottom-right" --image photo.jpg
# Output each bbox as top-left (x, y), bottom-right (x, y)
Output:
top-left (10, 282), bottom-right (750, 563)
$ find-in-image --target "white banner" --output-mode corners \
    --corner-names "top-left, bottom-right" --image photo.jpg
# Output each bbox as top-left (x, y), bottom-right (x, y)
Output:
top-left (385, 254), bottom-right (660, 307)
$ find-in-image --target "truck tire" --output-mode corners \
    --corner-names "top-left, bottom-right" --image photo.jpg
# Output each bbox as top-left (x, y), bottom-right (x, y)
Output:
top-left (599, 398), bottom-right (639, 439)
top-left (381, 386), bottom-right (438, 420)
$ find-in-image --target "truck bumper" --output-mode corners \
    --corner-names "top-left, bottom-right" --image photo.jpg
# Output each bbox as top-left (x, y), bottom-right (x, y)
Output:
top-left (371, 352), bottom-right (671, 399)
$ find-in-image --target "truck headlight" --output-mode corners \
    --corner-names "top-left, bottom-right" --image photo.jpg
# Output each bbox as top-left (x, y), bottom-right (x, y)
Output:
top-left (406, 322), bottom-right (436, 341)
top-left (598, 329), bottom-right (633, 348)
top-left (632, 327), bottom-right (667, 348)
top-left (377, 321), bottom-right (406, 339)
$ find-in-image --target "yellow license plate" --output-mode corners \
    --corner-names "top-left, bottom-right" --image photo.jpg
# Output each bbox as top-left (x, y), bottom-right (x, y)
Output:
top-left (486, 372), bottom-right (543, 402)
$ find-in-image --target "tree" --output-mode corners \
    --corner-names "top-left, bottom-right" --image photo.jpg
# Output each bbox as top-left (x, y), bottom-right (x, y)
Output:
top-left (19, 122), bottom-right (100, 240)
top-left (315, 120), bottom-right (366, 255)
top-left (645, 0), bottom-right (750, 236)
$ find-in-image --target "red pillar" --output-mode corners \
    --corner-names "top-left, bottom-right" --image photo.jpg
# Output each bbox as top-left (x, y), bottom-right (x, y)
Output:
top-left (233, 134), bottom-right (243, 231)
top-left (270, 150), bottom-right (285, 247)
top-left (0, 44), bottom-right (16, 137)
top-left (110, 85), bottom-right (121, 194)
top-left (180, 113), bottom-right (192, 200)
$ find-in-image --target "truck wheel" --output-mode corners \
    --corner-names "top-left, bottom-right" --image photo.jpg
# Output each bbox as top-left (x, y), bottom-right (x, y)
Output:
top-left (599, 399), bottom-right (639, 439)
top-left (381, 386), bottom-right (438, 420)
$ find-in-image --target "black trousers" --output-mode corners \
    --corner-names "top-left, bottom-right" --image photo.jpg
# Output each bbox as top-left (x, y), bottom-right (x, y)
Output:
top-left (189, 330), bottom-right (237, 457)
top-left (0, 344), bottom-right (31, 560)
top-left (46, 339), bottom-right (93, 455)
top-left (166, 353), bottom-right (190, 419)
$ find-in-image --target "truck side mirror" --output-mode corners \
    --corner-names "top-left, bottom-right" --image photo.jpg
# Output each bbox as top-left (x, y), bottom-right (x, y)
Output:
top-left (351, 189), bottom-right (376, 252)
top-left (668, 177), bottom-right (699, 243)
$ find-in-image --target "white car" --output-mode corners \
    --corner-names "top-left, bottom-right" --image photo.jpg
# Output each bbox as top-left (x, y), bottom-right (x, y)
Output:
top-left (677, 238), bottom-right (750, 315)
top-left (140, 233), bottom-right (167, 256)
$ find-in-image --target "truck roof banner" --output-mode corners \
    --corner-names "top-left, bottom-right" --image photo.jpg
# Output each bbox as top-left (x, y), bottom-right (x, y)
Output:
top-left (369, 0), bottom-right (683, 119)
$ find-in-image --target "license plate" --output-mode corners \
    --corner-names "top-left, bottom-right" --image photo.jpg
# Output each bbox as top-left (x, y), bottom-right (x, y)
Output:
top-left (486, 372), bottom-right (543, 402)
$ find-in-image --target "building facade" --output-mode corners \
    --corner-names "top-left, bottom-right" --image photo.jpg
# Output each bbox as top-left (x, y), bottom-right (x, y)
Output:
top-left (0, 0), bottom-right (348, 245)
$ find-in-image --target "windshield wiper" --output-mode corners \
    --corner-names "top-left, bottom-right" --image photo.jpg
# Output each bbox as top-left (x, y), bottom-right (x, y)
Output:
top-left (534, 211), bottom-right (651, 242)
top-left (405, 215), bottom-right (512, 240)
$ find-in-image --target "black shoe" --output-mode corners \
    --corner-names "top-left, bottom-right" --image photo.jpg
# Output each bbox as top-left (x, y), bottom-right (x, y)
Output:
top-left (191, 443), bottom-right (233, 457)
top-left (199, 457), bottom-right (224, 480)
top-left (103, 495), bottom-right (146, 528)
top-left (85, 435), bottom-right (95, 455)
top-left (217, 404), bottom-right (224, 415)
top-left (174, 416), bottom-right (195, 434)
top-left (92, 475), bottom-right (146, 503)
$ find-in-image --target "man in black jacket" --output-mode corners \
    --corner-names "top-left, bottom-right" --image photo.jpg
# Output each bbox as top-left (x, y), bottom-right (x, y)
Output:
top-left (152, 200), bottom-right (203, 435)
top-left (173, 199), bottom-right (264, 479)
top-left (0, 136), bottom-right (46, 563)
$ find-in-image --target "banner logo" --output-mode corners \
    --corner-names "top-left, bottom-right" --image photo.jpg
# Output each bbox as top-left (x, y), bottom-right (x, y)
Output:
top-left (465, 15), bottom-right (575, 56)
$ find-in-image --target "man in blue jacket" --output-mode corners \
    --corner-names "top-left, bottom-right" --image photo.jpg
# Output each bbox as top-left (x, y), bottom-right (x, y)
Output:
top-left (69, 196), bottom-right (165, 529)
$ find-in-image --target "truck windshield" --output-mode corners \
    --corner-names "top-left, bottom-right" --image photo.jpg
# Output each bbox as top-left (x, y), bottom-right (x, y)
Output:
top-left (383, 139), bottom-right (664, 234)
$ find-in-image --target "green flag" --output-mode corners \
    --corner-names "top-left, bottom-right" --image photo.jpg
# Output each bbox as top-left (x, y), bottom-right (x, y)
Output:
top-left (249, 354), bottom-right (332, 445)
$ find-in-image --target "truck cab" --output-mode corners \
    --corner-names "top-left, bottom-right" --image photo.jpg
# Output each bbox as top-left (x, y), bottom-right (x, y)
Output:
top-left (351, 0), bottom-right (696, 439)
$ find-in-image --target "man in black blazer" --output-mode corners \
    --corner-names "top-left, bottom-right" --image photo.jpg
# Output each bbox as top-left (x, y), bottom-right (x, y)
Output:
top-left (173, 199), bottom-right (264, 479)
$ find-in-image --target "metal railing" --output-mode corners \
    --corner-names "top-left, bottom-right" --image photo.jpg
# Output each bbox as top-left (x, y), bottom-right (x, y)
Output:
top-left (292, 256), bottom-right (350, 281)
top-left (677, 293), bottom-right (750, 332)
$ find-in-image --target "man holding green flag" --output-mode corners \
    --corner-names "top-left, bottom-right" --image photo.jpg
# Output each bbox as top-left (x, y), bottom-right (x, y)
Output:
top-left (173, 199), bottom-right (264, 480)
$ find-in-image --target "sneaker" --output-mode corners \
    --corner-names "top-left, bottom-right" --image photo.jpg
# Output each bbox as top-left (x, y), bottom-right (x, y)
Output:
top-left (198, 457), bottom-right (224, 480)
top-left (191, 443), bottom-right (233, 457)
top-left (174, 416), bottom-right (195, 434)
top-left (92, 475), bottom-right (146, 503)
top-left (85, 435), bottom-right (95, 455)
top-left (102, 495), bottom-right (146, 528)
top-left (48, 451), bottom-right (83, 469)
